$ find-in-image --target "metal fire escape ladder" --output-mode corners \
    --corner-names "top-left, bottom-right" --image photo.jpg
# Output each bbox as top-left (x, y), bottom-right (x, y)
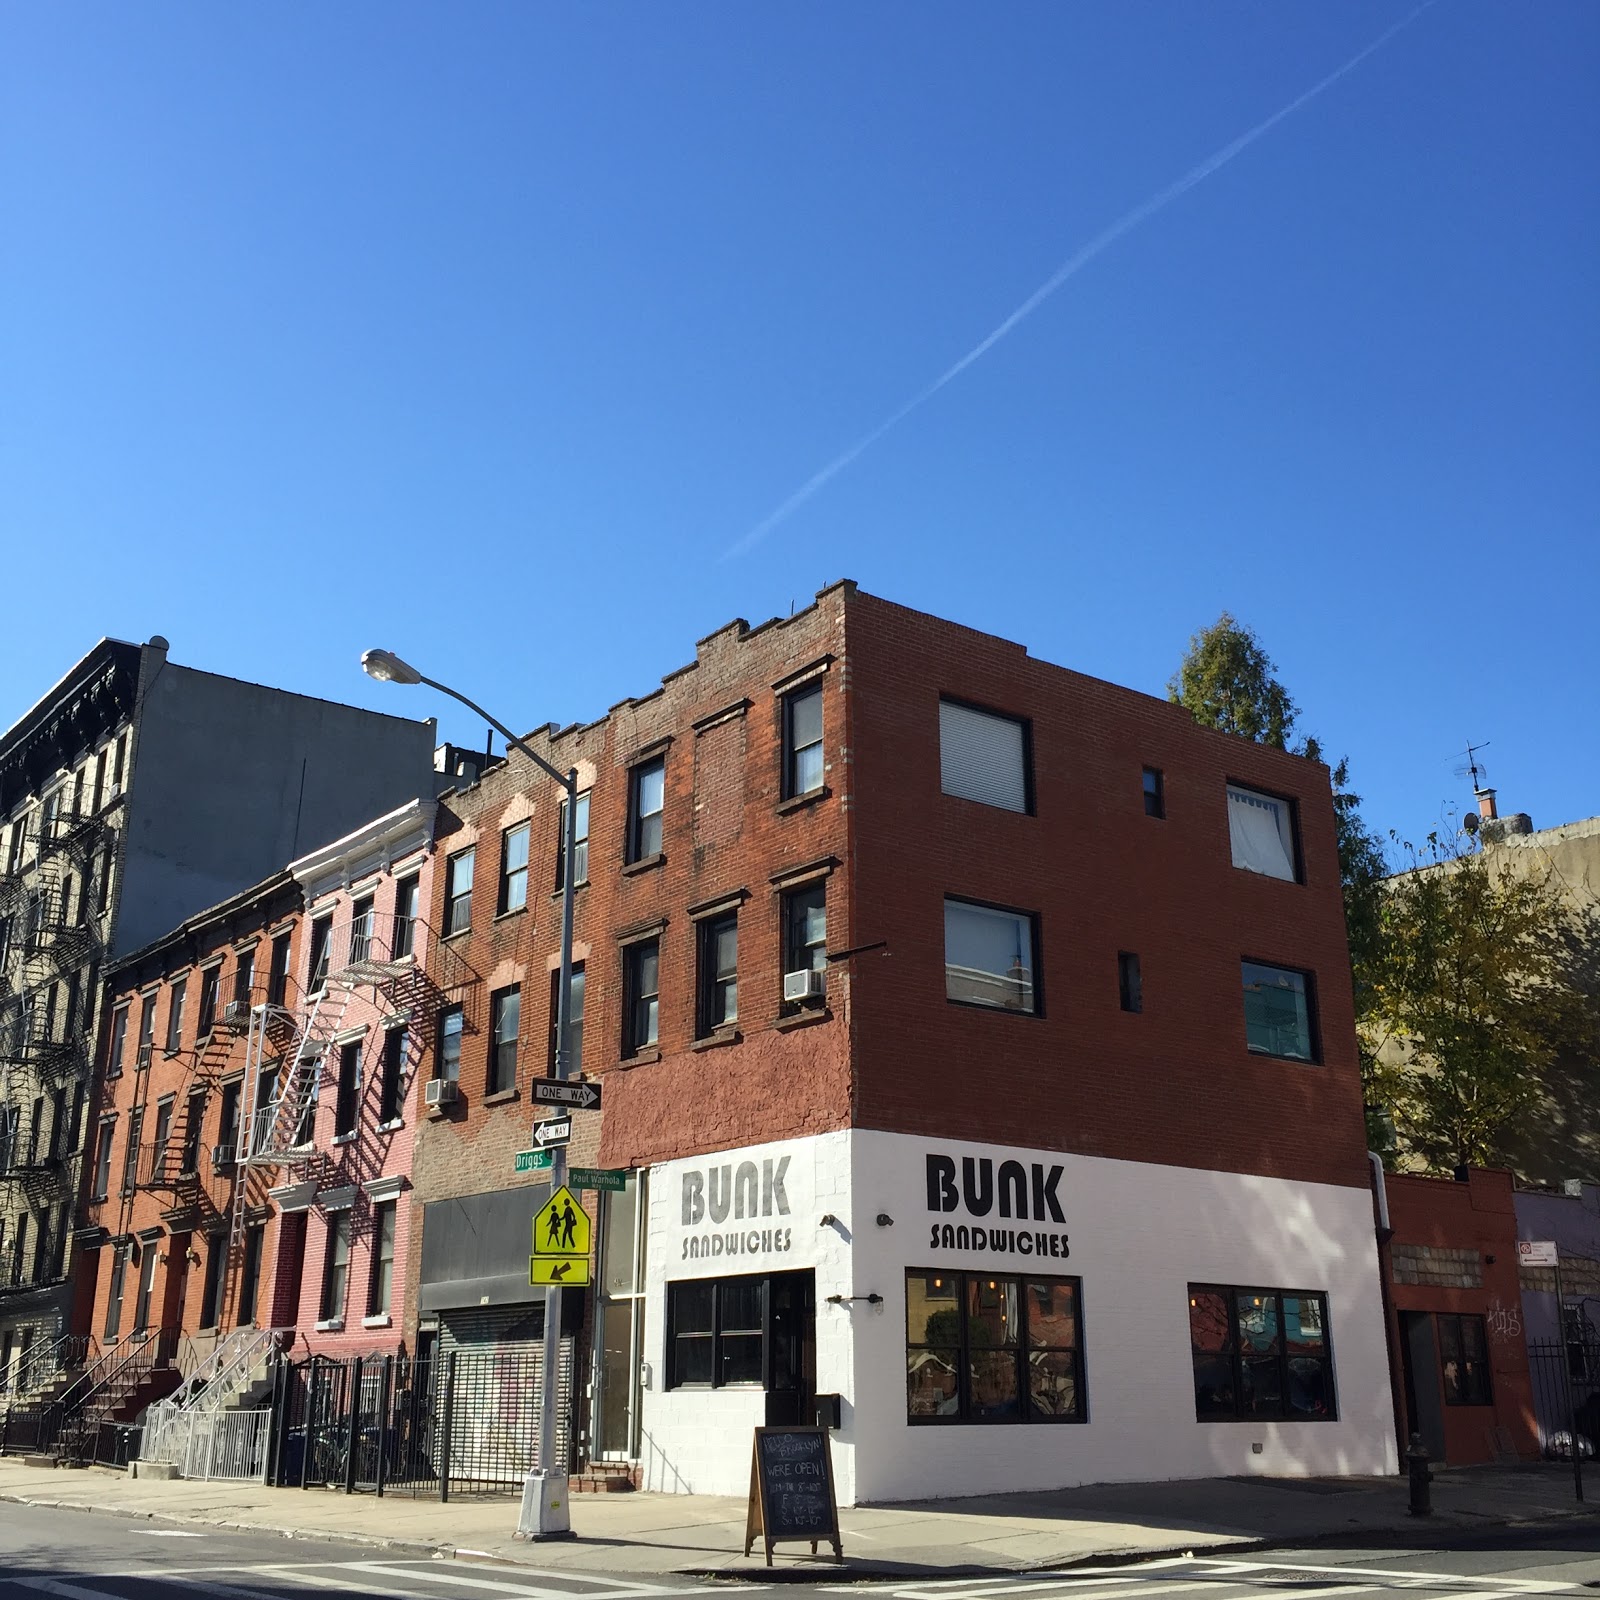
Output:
top-left (225, 983), bottom-right (353, 1264)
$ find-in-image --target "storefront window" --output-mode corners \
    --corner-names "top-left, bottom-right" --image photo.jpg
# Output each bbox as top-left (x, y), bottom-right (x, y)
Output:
top-left (1189, 1284), bottom-right (1335, 1422)
top-left (665, 1271), bottom-right (801, 1391)
top-left (906, 1269), bottom-right (1083, 1424)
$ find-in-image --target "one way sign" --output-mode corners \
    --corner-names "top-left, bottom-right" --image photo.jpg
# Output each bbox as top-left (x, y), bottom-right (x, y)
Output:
top-left (531, 1078), bottom-right (602, 1111)
top-left (533, 1116), bottom-right (572, 1149)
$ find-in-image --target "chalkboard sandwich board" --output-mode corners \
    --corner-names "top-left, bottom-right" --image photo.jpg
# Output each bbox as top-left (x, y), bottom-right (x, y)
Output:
top-left (743, 1425), bottom-right (843, 1566)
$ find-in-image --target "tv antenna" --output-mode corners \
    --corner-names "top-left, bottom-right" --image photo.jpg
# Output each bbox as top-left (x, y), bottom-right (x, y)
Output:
top-left (1452, 740), bottom-right (1491, 794)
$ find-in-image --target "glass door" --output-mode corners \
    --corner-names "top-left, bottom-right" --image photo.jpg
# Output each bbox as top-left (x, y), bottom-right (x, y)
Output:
top-left (593, 1172), bottom-right (646, 1460)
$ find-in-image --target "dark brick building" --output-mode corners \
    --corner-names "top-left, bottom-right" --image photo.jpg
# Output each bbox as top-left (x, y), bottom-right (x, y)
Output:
top-left (409, 582), bottom-right (1394, 1503)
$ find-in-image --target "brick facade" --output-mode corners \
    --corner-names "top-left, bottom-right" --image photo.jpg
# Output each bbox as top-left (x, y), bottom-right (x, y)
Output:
top-left (845, 587), bottom-right (1370, 1189)
top-left (405, 581), bottom-right (1388, 1491)
top-left (81, 875), bottom-right (303, 1361)
top-left (412, 591), bottom-right (853, 1212)
top-left (1385, 1168), bottom-right (1537, 1464)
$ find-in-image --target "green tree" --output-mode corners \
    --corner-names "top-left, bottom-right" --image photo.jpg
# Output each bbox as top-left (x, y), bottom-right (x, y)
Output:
top-left (1169, 614), bottom-right (1389, 951)
top-left (1167, 613), bottom-right (1299, 749)
top-left (1358, 835), bottom-right (1585, 1172)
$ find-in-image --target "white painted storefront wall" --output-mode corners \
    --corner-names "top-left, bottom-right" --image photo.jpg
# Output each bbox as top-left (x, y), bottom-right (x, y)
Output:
top-left (640, 1130), bottom-right (1396, 1504)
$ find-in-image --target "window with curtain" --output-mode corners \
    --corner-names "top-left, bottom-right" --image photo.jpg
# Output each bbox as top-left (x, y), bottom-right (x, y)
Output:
top-left (1227, 785), bottom-right (1298, 881)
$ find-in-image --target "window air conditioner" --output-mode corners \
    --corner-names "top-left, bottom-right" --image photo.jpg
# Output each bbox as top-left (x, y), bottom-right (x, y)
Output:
top-left (211, 1143), bottom-right (237, 1173)
top-left (424, 1079), bottom-right (459, 1109)
top-left (783, 969), bottom-right (825, 1003)
top-left (223, 1001), bottom-right (252, 1032)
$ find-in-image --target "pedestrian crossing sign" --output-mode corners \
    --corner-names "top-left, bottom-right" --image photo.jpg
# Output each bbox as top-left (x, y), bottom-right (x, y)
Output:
top-left (532, 1185), bottom-right (591, 1258)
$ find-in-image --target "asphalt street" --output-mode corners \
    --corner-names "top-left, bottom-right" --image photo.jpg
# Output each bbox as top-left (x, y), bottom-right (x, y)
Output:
top-left (5, 1507), bottom-right (1600, 1600)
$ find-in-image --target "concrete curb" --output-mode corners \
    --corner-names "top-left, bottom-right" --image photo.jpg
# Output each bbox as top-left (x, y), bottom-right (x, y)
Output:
top-left (0, 1490), bottom-right (464, 1564)
top-left (7, 1482), bottom-right (1600, 1586)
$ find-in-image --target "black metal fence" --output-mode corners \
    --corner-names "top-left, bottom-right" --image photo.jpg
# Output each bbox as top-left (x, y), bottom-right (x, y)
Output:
top-left (268, 1344), bottom-right (573, 1499)
top-left (0, 1402), bottom-right (138, 1465)
top-left (0, 1401), bottom-right (56, 1456)
top-left (1528, 1337), bottom-right (1600, 1460)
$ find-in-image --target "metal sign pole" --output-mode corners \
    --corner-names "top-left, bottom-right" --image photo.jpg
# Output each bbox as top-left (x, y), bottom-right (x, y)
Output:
top-left (1556, 1257), bottom-right (1584, 1503)
top-left (521, 766), bottom-right (580, 1540)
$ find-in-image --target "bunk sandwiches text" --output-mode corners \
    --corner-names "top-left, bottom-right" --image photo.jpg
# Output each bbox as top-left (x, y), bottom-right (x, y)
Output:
top-left (926, 1152), bottom-right (1071, 1260)
top-left (680, 1156), bottom-right (794, 1260)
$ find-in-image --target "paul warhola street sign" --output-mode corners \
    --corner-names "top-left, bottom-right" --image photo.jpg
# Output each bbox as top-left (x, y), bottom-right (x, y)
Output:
top-left (569, 1167), bottom-right (627, 1192)
top-left (531, 1078), bottom-right (602, 1111)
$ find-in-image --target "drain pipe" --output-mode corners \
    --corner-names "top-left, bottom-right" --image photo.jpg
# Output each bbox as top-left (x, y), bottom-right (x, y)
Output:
top-left (1369, 1150), bottom-right (1391, 1232)
top-left (1370, 1150), bottom-right (1407, 1468)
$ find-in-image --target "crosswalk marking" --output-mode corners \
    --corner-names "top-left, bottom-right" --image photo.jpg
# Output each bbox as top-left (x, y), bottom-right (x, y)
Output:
top-left (12, 1564), bottom-right (715, 1600)
top-left (830, 1559), bottom-right (1583, 1600)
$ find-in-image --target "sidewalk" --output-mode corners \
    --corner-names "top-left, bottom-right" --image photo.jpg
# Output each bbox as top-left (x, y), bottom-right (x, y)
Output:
top-left (1, 1457), bottom-right (1595, 1580)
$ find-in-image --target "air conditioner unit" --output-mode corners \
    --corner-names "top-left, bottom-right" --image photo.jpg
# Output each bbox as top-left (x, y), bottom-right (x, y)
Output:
top-left (783, 969), bottom-right (825, 1003)
top-left (223, 1000), bottom-right (252, 1032)
top-left (424, 1079), bottom-right (459, 1109)
top-left (211, 1143), bottom-right (237, 1173)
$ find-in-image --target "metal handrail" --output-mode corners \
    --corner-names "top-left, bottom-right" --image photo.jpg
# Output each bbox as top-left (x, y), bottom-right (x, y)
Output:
top-left (55, 1326), bottom-right (170, 1416)
top-left (143, 1329), bottom-right (283, 1464)
top-left (0, 1332), bottom-right (91, 1398)
top-left (155, 1327), bottom-right (281, 1418)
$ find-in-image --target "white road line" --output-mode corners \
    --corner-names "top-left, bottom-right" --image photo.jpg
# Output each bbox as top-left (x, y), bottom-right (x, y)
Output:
top-left (11, 1578), bottom-right (133, 1600)
top-left (1196, 1563), bottom-right (1576, 1594)
top-left (133, 1530), bottom-right (208, 1538)
top-left (989, 1582), bottom-right (1279, 1600)
top-left (168, 1568), bottom-right (404, 1600)
top-left (348, 1562), bottom-right (718, 1598)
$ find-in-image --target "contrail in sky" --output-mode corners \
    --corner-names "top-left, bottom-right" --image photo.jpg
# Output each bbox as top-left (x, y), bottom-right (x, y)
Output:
top-left (726, 2), bottom-right (1438, 558)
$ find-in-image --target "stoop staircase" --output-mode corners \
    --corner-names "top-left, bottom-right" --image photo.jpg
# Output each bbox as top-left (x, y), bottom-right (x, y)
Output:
top-left (40, 1332), bottom-right (181, 1464)
top-left (141, 1326), bottom-right (286, 1481)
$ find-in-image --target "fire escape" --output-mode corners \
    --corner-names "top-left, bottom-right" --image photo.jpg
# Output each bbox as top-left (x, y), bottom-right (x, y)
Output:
top-left (227, 909), bottom-right (453, 1272)
top-left (0, 803), bottom-right (108, 1299)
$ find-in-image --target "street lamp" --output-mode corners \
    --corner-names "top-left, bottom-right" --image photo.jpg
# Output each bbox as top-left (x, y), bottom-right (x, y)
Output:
top-left (362, 647), bottom-right (580, 1540)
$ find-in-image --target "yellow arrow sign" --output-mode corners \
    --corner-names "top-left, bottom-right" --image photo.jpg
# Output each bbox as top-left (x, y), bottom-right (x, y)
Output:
top-left (532, 1185), bottom-right (592, 1257)
top-left (529, 1255), bottom-right (591, 1287)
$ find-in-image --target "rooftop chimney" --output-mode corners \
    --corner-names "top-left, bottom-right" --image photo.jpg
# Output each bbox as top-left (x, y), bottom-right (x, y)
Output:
top-left (1476, 788), bottom-right (1498, 821)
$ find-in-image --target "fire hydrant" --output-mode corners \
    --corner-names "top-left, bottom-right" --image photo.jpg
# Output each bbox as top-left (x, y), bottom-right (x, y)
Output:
top-left (1407, 1432), bottom-right (1433, 1517)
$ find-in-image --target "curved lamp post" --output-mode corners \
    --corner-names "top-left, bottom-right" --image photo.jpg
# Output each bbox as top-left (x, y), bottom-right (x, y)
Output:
top-left (362, 648), bottom-right (580, 1540)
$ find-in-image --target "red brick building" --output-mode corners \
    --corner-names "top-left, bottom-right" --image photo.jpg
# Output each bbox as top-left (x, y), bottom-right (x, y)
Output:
top-left (1384, 1168), bottom-right (1537, 1464)
top-left (80, 873), bottom-right (303, 1378)
top-left (80, 799), bottom-right (443, 1390)
top-left (408, 582), bottom-right (1396, 1503)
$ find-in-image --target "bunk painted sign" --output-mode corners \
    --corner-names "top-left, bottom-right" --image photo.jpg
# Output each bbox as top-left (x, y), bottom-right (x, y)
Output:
top-left (924, 1152), bottom-right (1071, 1262)
top-left (678, 1155), bottom-right (795, 1262)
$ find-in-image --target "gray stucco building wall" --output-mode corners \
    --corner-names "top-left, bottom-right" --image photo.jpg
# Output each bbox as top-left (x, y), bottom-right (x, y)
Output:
top-left (114, 643), bottom-right (438, 958)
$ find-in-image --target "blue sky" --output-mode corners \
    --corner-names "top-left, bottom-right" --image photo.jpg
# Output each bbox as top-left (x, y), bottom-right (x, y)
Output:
top-left (3, 2), bottom-right (1595, 847)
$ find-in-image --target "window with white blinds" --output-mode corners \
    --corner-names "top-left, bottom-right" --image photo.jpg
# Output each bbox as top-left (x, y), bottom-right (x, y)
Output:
top-left (939, 699), bottom-right (1031, 813)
